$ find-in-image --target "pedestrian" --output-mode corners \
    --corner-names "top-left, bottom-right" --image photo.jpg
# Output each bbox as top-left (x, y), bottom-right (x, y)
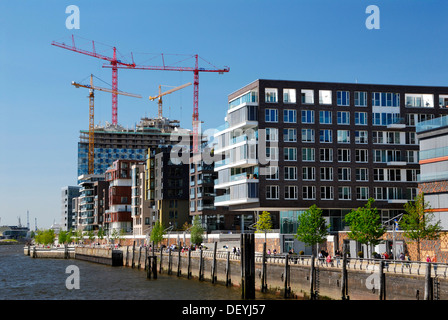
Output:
top-left (426, 255), bottom-right (431, 262)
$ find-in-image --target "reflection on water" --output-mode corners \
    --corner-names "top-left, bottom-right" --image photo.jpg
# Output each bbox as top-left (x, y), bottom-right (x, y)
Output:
top-left (0, 245), bottom-right (280, 300)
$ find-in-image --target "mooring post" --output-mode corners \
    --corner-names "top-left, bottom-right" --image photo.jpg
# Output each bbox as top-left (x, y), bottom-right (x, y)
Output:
top-left (226, 251), bottom-right (231, 287)
top-left (64, 244), bottom-right (69, 259)
top-left (131, 241), bottom-right (136, 268)
top-left (32, 246), bottom-right (36, 258)
top-left (212, 242), bottom-right (217, 283)
top-left (145, 246), bottom-right (148, 270)
top-left (261, 242), bottom-right (267, 292)
top-left (177, 242), bottom-right (182, 277)
top-left (27, 244), bottom-right (30, 256)
top-left (341, 249), bottom-right (349, 300)
top-left (199, 248), bottom-right (204, 281)
top-left (379, 260), bottom-right (386, 300)
top-left (168, 247), bottom-right (172, 275)
top-left (187, 247), bottom-right (192, 279)
top-left (138, 246), bottom-right (142, 269)
top-left (284, 253), bottom-right (290, 298)
top-left (146, 256), bottom-right (152, 279)
top-left (241, 233), bottom-right (255, 299)
top-left (125, 246), bottom-right (129, 266)
top-left (159, 246), bottom-right (163, 274)
top-left (424, 262), bottom-right (433, 300)
top-left (310, 255), bottom-right (315, 300)
top-left (152, 256), bottom-right (158, 279)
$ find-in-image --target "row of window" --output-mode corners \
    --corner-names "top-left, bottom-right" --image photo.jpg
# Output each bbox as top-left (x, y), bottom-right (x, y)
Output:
top-left (264, 88), bottom-right (447, 108)
top-left (263, 166), bottom-right (419, 182)
top-left (265, 185), bottom-right (417, 201)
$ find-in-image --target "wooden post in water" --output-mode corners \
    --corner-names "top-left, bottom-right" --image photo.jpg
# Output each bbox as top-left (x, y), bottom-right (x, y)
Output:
top-left (159, 247), bottom-right (163, 274)
top-left (145, 246), bottom-right (148, 270)
top-left (379, 260), bottom-right (386, 300)
top-left (152, 256), bottom-right (158, 279)
top-left (225, 251), bottom-right (231, 287)
top-left (131, 241), bottom-right (136, 268)
top-left (211, 242), bottom-right (217, 283)
top-left (168, 248), bottom-right (172, 275)
top-left (199, 248), bottom-right (204, 281)
top-left (126, 246), bottom-right (129, 266)
top-left (424, 262), bottom-right (433, 300)
top-left (261, 243), bottom-right (267, 292)
top-left (341, 249), bottom-right (349, 300)
top-left (64, 244), bottom-right (69, 259)
top-left (310, 255), bottom-right (315, 300)
top-left (284, 254), bottom-right (290, 298)
top-left (241, 233), bottom-right (255, 299)
top-left (27, 244), bottom-right (30, 256)
top-left (32, 246), bottom-right (36, 258)
top-left (138, 246), bottom-right (142, 269)
top-left (177, 242), bottom-right (182, 277)
top-left (146, 256), bottom-right (152, 279)
top-left (187, 247), bottom-right (192, 279)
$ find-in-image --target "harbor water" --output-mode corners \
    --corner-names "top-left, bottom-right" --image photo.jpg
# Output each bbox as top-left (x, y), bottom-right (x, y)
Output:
top-left (0, 244), bottom-right (277, 300)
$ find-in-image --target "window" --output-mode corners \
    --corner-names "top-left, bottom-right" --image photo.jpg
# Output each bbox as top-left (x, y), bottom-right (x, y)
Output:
top-left (338, 168), bottom-right (351, 181)
top-left (406, 169), bottom-right (419, 182)
top-left (285, 186), bottom-right (298, 200)
top-left (266, 147), bottom-right (279, 161)
top-left (338, 187), bottom-right (351, 200)
top-left (355, 112), bottom-right (368, 125)
top-left (265, 108), bottom-right (278, 122)
top-left (319, 110), bottom-right (332, 124)
top-left (320, 148), bottom-right (333, 162)
top-left (301, 89), bottom-right (314, 104)
top-left (439, 95), bottom-right (448, 108)
top-left (302, 167), bottom-right (315, 181)
top-left (321, 186), bottom-right (334, 200)
top-left (266, 185), bottom-right (279, 199)
top-left (372, 92), bottom-right (400, 107)
top-left (320, 167), bottom-right (333, 181)
top-left (265, 88), bottom-right (278, 103)
top-left (355, 149), bottom-right (368, 163)
top-left (301, 110), bottom-right (314, 124)
top-left (302, 186), bottom-right (316, 200)
top-left (356, 187), bottom-right (369, 200)
top-left (284, 166), bottom-right (297, 180)
top-left (337, 91), bottom-right (350, 106)
top-left (337, 111), bottom-right (350, 125)
top-left (302, 148), bottom-right (315, 161)
top-left (337, 130), bottom-right (350, 143)
top-left (338, 149), bottom-right (351, 162)
top-left (266, 128), bottom-right (279, 142)
top-left (355, 131), bottom-right (368, 144)
top-left (372, 113), bottom-right (401, 126)
top-left (386, 132), bottom-right (400, 144)
top-left (284, 147), bottom-right (298, 161)
top-left (356, 168), bottom-right (369, 181)
top-left (374, 187), bottom-right (384, 200)
top-left (284, 109), bottom-right (297, 123)
top-left (301, 129), bottom-right (315, 143)
top-left (355, 91), bottom-right (367, 107)
top-left (372, 131), bottom-right (384, 144)
top-left (283, 88), bottom-right (296, 103)
top-left (388, 169), bottom-right (401, 182)
top-left (283, 128), bottom-right (297, 142)
top-left (406, 132), bottom-right (417, 145)
top-left (265, 166), bottom-right (279, 180)
top-left (373, 169), bottom-right (385, 181)
top-left (405, 94), bottom-right (434, 108)
top-left (319, 129), bottom-right (333, 143)
top-left (319, 90), bottom-right (332, 104)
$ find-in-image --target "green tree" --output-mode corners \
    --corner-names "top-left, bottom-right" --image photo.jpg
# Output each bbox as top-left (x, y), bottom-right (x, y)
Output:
top-left (97, 227), bottom-right (105, 241)
top-left (190, 215), bottom-right (204, 246)
top-left (58, 230), bottom-right (68, 245)
top-left (295, 205), bottom-right (330, 256)
top-left (254, 211), bottom-right (273, 242)
top-left (344, 198), bottom-right (386, 258)
top-left (399, 193), bottom-right (442, 261)
top-left (150, 221), bottom-right (165, 247)
top-left (34, 229), bottom-right (56, 246)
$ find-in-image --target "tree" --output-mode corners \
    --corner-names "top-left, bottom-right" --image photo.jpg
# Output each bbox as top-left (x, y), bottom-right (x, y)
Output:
top-left (399, 193), bottom-right (442, 261)
top-left (34, 229), bottom-right (56, 246)
top-left (254, 211), bottom-right (273, 242)
top-left (190, 215), bottom-right (204, 246)
top-left (97, 227), bottom-right (105, 241)
top-left (58, 230), bottom-right (68, 245)
top-left (295, 205), bottom-right (330, 256)
top-left (344, 198), bottom-right (386, 258)
top-left (150, 221), bottom-right (165, 247)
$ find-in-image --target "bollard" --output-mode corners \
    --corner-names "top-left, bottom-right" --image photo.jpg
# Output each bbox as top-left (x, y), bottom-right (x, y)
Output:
top-left (131, 241), bottom-right (136, 268)
top-left (310, 256), bottom-right (315, 300)
top-left (168, 248), bottom-right (172, 275)
top-left (226, 251), bottom-right (231, 287)
top-left (341, 250), bottom-right (349, 300)
top-left (212, 242), bottom-right (217, 283)
top-left (187, 247), bottom-right (192, 279)
top-left (284, 254), bottom-right (291, 298)
top-left (241, 233), bottom-right (255, 299)
top-left (177, 243), bottom-right (182, 277)
top-left (152, 256), bottom-right (158, 279)
top-left (126, 246), bottom-right (129, 266)
top-left (146, 256), bottom-right (152, 279)
top-left (199, 249), bottom-right (204, 281)
top-left (138, 246), bottom-right (142, 269)
top-left (379, 260), bottom-right (386, 300)
top-left (159, 247), bottom-right (163, 274)
top-left (424, 262), bottom-right (433, 300)
top-left (261, 243), bottom-right (267, 293)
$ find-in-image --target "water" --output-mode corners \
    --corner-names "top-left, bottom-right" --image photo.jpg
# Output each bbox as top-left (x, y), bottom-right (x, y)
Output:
top-left (0, 245), bottom-right (276, 300)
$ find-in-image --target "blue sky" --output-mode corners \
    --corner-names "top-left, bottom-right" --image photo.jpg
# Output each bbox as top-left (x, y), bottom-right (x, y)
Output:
top-left (0, 0), bottom-right (447, 228)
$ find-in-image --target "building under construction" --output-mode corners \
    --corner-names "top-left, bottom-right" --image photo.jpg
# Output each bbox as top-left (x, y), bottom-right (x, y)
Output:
top-left (77, 116), bottom-right (191, 177)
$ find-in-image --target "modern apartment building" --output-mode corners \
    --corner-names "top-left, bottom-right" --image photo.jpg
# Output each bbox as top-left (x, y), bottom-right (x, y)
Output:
top-left (77, 174), bottom-right (106, 231)
top-left (417, 115), bottom-right (448, 230)
top-left (61, 186), bottom-right (80, 231)
top-left (131, 161), bottom-right (155, 238)
top-left (214, 79), bottom-right (448, 249)
top-left (78, 116), bottom-right (189, 177)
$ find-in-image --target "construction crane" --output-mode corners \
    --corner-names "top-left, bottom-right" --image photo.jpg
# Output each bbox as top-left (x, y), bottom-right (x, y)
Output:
top-left (103, 54), bottom-right (229, 153)
top-left (149, 82), bottom-right (192, 118)
top-left (52, 35), bottom-right (136, 125)
top-left (72, 74), bottom-right (142, 174)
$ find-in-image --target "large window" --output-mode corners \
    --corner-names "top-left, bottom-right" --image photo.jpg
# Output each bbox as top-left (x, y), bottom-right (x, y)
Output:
top-left (337, 91), bottom-right (350, 106)
top-left (301, 89), bottom-right (314, 104)
top-left (337, 130), bottom-right (350, 143)
top-left (284, 147), bottom-right (298, 161)
top-left (265, 88), bottom-right (278, 103)
top-left (338, 149), bottom-right (351, 162)
top-left (337, 111), bottom-right (350, 125)
top-left (355, 112), bottom-right (368, 125)
top-left (355, 149), bottom-right (368, 163)
top-left (266, 128), bottom-right (279, 142)
top-left (283, 89), bottom-right (296, 103)
top-left (284, 166), bottom-right (297, 180)
top-left (319, 90), bottom-right (332, 104)
top-left (338, 187), bottom-right (351, 200)
top-left (372, 92), bottom-right (400, 107)
top-left (356, 168), bottom-right (369, 181)
top-left (301, 110), bottom-right (314, 124)
top-left (356, 187), bottom-right (369, 200)
top-left (284, 109), bottom-right (297, 123)
top-left (302, 148), bottom-right (315, 161)
top-left (302, 186), bottom-right (316, 200)
top-left (265, 108), bottom-right (278, 122)
top-left (265, 166), bottom-right (279, 180)
top-left (284, 186), bottom-right (298, 200)
top-left (319, 129), bottom-right (333, 143)
top-left (283, 128), bottom-right (297, 142)
top-left (266, 185), bottom-right (279, 199)
top-left (405, 94), bottom-right (434, 108)
top-left (320, 167), bottom-right (333, 181)
top-left (338, 167), bottom-right (351, 181)
top-left (319, 110), bottom-right (332, 124)
top-left (321, 186), bottom-right (334, 200)
top-left (320, 148), bottom-right (333, 162)
top-left (302, 167), bottom-right (316, 181)
top-left (355, 91), bottom-right (367, 107)
top-left (301, 129), bottom-right (315, 143)
top-left (355, 130), bottom-right (368, 144)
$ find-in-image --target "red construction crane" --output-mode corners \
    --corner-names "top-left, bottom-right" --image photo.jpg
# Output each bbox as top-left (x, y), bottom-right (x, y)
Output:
top-left (52, 35), bottom-right (136, 126)
top-left (104, 54), bottom-right (230, 153)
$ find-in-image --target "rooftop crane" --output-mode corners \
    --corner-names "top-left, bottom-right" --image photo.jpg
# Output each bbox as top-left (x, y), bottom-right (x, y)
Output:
top-left (72, 74), bottom-right (142, 174)
top-left (52, 35), bottom-right (136, 125)
top-left (149, 82), bottom-right (192, 118)
top-left (103, 54), bottom-right (230, 154)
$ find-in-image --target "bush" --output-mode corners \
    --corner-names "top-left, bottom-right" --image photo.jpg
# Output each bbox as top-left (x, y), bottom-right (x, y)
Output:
top-left (357, 251), bottom-right (364, 258)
